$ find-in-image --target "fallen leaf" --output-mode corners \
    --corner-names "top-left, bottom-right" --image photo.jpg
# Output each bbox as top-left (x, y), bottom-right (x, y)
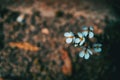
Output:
top-left (0, 78), bottom-right (4, 80)
top-left (60, 48), bottom-right (72, 76)
top-left (9, 42), bottom-right (39, 51)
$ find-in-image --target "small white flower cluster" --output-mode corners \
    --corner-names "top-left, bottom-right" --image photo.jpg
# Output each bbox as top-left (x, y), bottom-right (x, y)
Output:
top-left (64, 26), bottom-right (102, 59)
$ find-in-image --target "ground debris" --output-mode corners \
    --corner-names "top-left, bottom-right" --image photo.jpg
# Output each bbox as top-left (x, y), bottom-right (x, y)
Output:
top-left (60, 48), bottom-right (72, 76)
top-left (9, 42), bottom-right (39, 51)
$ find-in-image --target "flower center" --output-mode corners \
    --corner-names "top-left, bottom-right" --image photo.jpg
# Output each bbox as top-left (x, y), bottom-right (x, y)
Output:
top-left (69, 36), bottom-right (74, 38)
top-left (84, 50), bottom-right (87, 54)
top-left (80, 37), bottom-right (83, 41)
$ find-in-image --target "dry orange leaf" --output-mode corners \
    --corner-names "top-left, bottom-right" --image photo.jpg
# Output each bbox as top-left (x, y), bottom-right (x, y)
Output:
top-left (60, 48), bottom-right (72, 76)
top-left (0, 78), bottom-right (4, 80)
top-left (9, 42), bottom-right (39, 51)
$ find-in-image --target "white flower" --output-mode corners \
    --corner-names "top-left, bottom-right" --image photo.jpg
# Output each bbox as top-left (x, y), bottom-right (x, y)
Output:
top-left (82, 26), bottom-right (94, 38)
top-left (79, 48), bottom-right (93, 59)
top-left (74, 32), bottom-right (85, 46)
top-left (16, 14), bottom-right (24, 23)
top-left (64, 32), bottom-right (75, 44)
top-left (74, 44), bottom-right (78, 47)
top-left (93, 43), bottom-right (102, 52)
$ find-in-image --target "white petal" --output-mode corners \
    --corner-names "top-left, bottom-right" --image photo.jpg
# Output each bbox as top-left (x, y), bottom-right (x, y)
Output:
top-left (82, 31), bottom-right (88, 36)
top-left (79, 51), bottom-right (85, 58)
top-left (66, 38), bottom-right (72, 43)
top-left (87, 49), bottom-right (93, 55)
top-left (17, 16), bottom-right (23, 23)
top-left (79, 42), bottom-right (84, 46)
top-left (74, 38), bottom-right (80, 43)
top-left (94, 48), bottom-right (102, 52)
top-left (72, 37), bottom-right (76, 42)
top-left (64, 32), bottom-right (71, 37)
top-left (82, 26), bottom-right (88, 30)
top-left (84, 53), bottom-right (90, 59)
top-left (79, 38), bottom-right (85, 46)
top-left (69, 32), bottom-right (74, 36)
top-left (93, 43), bottom-right (102, 47)
top-left (74, 44), bottom-right (78, 47)
top-left (77, 32), bottom-right (82, 37)
top-left (89, 32), bottom-right (94, 38)
top-left (89, 26), bottom-right (93, 31)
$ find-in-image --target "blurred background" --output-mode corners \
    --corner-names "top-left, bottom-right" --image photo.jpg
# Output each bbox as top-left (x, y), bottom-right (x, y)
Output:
top-left (0, 0), bottom-right (120, 80)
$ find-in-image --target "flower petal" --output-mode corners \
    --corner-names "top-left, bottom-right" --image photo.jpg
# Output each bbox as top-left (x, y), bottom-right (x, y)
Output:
top-left (82, 31), bottom-right (88, 36)
top-left (82, 26), bottom-right (88, 30)
top-left (77, 32), bottom-right (83, 37)
top-left (79, 38), bottom-right (85, 46)
top-left (79, 51), bottom-right (85, 58)
top-left (93, 43), bottom-right (102, 47)
top-left (74, 44), bottom-right (78, 47)
top-left (66, 38), bottom-right (72, 43)
top-left (84, 53), bottom-right (90, 59)
top-left (70, 32), bottom-right (74, 36)
top-left (89, 26), bottom-right (93, 31)
top-left (72, 37), bottom-right (76, 42)
top-left (87, 49), bottom-right (93, 55)
top-left (94, 48), bottom-right (102, 52)
top-left (64, 32), bottom-right (71, 37)
top-left (74, 38), bottom-right (80, 43)
top-left (89, 32), bottom-right (94, 38)
top-left (17, 16), bottom-right (23, 23)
